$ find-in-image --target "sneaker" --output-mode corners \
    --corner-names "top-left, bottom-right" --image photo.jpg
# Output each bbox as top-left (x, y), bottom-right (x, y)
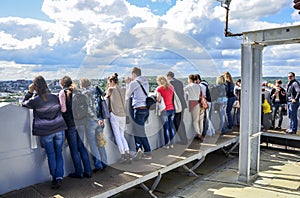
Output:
top-left (142, 155), bottom-right (152, 160)
top-left (286, 129), bottom-right (292, 133)
top-left (275, 126), bottom-right (281, 130)
top-left (286, 129), bottom-right (297, 134)
top-left (133, 149), bottom-right (143, 161)
top-left (269, 126), bottom-right (274, 130)
top-left (170, 144), bottom-right (174, 149)
top-left (125, 153), bottom-right (133, 162)
top-left (119, 154), bottom-right (127, 163)
top-left (163, 145), bottom-right (170, 149)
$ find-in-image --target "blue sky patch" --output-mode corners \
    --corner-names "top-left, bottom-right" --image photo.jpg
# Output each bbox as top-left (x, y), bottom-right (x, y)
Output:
top-left (127, 0), bottom-right (176, 15)
top-left (0, 0), bottom-right (52, 21)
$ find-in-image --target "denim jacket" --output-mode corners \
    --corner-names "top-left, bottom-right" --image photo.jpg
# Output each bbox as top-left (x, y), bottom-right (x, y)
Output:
top-left (82, 86), bottom-right (103, 121)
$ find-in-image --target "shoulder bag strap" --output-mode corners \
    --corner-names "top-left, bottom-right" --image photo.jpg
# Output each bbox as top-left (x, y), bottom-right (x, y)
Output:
top-left (136, 80), bottom-right (148, 96)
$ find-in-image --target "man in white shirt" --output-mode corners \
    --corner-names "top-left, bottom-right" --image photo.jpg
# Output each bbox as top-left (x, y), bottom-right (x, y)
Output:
top-left (125, 67), bottom-right (152, 160)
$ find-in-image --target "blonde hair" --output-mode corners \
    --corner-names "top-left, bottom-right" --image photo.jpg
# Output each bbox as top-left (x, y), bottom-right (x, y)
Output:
top-left (216, 75), bottom-right (226, 85)
top-left (80, 78), bottom-right (91, 89)
top-left (157, 75), bottom-right (171, 89)
top-left (223, 71), bottom-right (234, 83)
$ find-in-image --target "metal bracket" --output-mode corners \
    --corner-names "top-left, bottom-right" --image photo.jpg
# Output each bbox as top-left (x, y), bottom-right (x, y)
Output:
top-left (222, 141), bottom-right (239, 157)
top-left (140, 172), bottom-right (162, 198)
top-left (182, 156), bottom-right (206, 177)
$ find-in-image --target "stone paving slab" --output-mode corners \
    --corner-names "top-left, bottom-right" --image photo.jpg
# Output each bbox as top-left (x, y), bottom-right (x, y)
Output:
top-left (170, 147), bottom-right (300, 198)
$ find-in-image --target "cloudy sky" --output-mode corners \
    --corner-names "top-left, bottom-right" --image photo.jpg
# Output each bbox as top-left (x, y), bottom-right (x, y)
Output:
top-left (0, 0), bottom-right (299, 80)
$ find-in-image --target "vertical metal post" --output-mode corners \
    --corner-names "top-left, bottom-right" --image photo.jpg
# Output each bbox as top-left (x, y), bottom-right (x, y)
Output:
top-left (250, 45), bottom-right (263, 175)
top-left (238, 43), bottom-right (263, 183)
top-left (238, 44), bottom-right (251, 183)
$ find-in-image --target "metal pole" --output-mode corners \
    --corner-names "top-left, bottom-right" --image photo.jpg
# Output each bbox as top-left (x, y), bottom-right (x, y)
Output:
top-left (238, 44), bottom-right (252, 183)
top-left (238, 43), bottom-right (263, 183)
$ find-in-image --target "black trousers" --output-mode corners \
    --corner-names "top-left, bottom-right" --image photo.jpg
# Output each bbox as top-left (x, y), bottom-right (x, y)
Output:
top-left (174, 111), bottom-right (188, 144)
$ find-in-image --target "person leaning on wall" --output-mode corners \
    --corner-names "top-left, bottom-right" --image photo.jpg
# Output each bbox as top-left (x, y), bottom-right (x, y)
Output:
top-left (59, 76), bottom-right (92, 179)
top-left (184, 74), bottom-right (205, 141)
top-left (22, 75), bottom-right (67, 189)
top-left (156, 75), bottom-right (175, 149)
top-left (166, 71), bottom-right (188, 144)
top-left (80, 78), bottom-right (108, 172)
top-left (125, 67), bottom-right (152, 160)
top-left (105, 73), bottom-right (132, 162)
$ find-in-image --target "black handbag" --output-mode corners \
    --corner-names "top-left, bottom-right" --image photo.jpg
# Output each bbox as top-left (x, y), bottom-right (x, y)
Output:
top-left (96, 86), bottom-right (111, 119)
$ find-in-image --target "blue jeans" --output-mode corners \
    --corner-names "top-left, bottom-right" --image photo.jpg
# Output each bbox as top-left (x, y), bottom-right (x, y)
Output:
top-left (272, 103), bottom-right (284, 127)
top-left (40, 131), bottom-right (64, 181)
top-left (219, 103), bottom-right (227, 132)
top-left (133, 109), bottom-right (151, 154)
top-left (85, 118), bottom-right (108, 169)
top-left (288, 102), bottom-right (300, 131)
top-left (65, 126), bottom-right (92, 175)
top-left (226, 97), bottom-right (236, 129)
top-left (162, 110), bottom-right (175, 145)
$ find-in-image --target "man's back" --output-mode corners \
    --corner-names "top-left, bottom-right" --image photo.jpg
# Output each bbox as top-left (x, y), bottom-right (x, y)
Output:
top-left (170, 78), bottom-right (187, 109)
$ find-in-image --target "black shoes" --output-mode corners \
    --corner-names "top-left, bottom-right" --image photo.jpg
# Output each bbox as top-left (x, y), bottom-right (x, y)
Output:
top-left (68, 173), bottom-right (82, 179)
top-left (83, 172), bottom-right (92, 178)
top-left (271, 126), bottom-right (281, 130)
top-left (68, 172), bottom-right (92, 178)
top-left (93, 168), bottom-right (102, 173)
top-left (51, 179), bottom-right (62, 189)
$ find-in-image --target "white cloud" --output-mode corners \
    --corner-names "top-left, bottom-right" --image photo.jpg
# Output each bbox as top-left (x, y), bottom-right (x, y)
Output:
top-left (0, 0), bottom-right (298, 80)
top-left (0, 31), bottom-right (41, 50)
top-left (230, 0), bottom-right (290, 20)
top-left (222, 49), bottom-right (240, 57)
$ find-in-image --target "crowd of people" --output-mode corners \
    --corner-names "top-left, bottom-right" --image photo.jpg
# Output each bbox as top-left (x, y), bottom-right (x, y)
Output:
top-left (261, 72), bottom-right (300, 134)
top-left (22, 66), bottom-right (300, 190)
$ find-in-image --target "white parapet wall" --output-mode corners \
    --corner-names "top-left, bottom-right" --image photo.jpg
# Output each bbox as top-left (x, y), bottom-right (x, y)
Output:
top-left (0, 104), bottom-right (196, 195)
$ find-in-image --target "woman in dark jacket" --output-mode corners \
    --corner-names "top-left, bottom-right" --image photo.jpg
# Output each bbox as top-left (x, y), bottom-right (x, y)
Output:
top-left (22, 75), bottom-right (67, 189)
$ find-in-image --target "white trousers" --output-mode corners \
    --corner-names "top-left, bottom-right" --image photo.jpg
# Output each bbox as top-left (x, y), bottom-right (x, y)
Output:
top-left (110, 112), bottom-right (129, 154)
